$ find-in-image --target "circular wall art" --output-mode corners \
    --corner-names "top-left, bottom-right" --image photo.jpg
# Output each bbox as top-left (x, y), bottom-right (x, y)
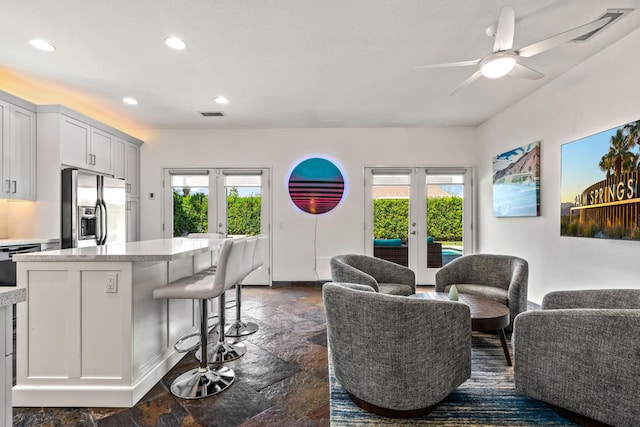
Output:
top-left (288, 157), bottom-right (345, 214)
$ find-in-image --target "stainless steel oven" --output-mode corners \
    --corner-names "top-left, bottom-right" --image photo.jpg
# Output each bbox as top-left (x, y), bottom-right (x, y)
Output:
top-left (0, 243), bottom-right (42, 286)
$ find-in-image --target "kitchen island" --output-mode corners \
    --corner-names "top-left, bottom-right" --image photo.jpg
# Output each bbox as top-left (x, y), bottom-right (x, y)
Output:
top-left (12, 238), bottom-right (224, 408)
top-left (1, 287), bottom-right (26, 426)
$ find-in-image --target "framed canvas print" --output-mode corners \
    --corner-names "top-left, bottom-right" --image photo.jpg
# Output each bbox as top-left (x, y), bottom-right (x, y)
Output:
top-left (493, 141), bottom-right (541, 217)
top-left (561, 120), bottom-right (640, 239)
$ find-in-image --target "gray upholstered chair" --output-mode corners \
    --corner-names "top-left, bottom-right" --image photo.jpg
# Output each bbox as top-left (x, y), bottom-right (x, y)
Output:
top-left (513, 289), bottom-right (640, 427)
top-left (435, 254), bottom-right (528, 330)
top-left (323, 282), bottom-right (471, 417)
top-left (330, 254), bottom-right (416, 295)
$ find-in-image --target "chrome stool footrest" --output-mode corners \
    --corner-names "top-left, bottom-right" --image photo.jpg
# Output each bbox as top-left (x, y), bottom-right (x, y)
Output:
top-left (174, 333), bottom-right (201, 353)
top-left (194, 340), bottom-right (247, 364)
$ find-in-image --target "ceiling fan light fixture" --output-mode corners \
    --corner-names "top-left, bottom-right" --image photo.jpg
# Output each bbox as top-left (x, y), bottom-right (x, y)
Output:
top-left (480, 54), bottom-right (516, 79)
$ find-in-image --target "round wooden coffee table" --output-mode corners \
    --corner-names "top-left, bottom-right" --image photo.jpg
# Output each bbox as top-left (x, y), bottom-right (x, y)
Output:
top-left (409, 292), bottom-right (512, 366)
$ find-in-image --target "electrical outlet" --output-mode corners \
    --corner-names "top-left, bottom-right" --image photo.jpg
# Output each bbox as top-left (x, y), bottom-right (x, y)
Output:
top-left (106, 273), bottom-right (118, 293)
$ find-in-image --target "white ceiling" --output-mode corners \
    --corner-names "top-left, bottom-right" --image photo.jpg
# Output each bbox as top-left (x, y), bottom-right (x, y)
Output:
top-left (2, 0), bottom-right (640, 131)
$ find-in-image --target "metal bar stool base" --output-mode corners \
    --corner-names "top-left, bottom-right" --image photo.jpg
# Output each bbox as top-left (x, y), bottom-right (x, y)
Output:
top-left (170, 365), bottom-right (235, 399)
top-left (194, 340), bottom-right (247, 364)
top-left (225, 320), bottom-right (259, 337)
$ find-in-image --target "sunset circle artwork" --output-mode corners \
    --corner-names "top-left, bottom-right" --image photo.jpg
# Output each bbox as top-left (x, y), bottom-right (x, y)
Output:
top-left (288, 158), bottom-right (345, 214)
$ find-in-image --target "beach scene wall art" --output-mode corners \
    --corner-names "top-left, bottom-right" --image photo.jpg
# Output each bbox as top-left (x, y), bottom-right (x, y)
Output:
top-left (561, 120), bottom-right (640, 240)
top-left (493, 141), bottom-right (541, 217)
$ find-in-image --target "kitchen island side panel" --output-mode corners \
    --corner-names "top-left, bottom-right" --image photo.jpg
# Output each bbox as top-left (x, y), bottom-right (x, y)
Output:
top-left (13, 259), bottom-right (198, 407)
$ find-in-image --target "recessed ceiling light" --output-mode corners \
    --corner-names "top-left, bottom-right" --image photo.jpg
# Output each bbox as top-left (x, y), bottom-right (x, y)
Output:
top-left (122, 97), bottom-right (138, 105)
top-left (165, 37), bottom-right (186, 50)
top-left (214, 96), bottom-right (229, 104)
top-left (29, 39), bottom-right (55, 52)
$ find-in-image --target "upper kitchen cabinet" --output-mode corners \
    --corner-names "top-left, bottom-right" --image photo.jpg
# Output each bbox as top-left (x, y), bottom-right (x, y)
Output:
top-left (0, 96), bottom-right (36, 201)
top-left (112, 137), bottom-right (126, 180)
top-left (59, 116), bottom-right (113, 175)
top-left (37, 105), bottom-right (143, 178)
top-left (125, 141), bottom-right (140, 198)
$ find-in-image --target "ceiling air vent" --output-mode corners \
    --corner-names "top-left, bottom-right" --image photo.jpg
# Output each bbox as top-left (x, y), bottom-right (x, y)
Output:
top-left (571, 9), bottom-right (633, 42)
top-left (200, 111), bottom-right (225, 117)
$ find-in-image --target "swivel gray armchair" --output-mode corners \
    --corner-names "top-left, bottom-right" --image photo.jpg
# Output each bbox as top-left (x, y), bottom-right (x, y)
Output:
top-left (513, 289), bottom-right (640, 427)
top-left (323, 282), bottom-right (471, 417)
top-left (435, 254), bottom-right (528, 330)
top-left (330, 254), bottom-right (415, 295)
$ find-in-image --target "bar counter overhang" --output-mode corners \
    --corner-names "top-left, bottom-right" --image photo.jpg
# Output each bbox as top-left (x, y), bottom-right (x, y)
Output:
top-left (13, 238), bottom-right (224, 407)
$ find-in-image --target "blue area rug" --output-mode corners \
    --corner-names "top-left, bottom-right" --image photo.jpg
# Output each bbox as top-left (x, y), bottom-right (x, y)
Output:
top-left (330, 333), bottom-right (576, 426)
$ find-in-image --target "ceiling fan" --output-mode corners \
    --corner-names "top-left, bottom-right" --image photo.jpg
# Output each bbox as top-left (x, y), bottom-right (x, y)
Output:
top-left (414, 7), bottom-right (611, 95)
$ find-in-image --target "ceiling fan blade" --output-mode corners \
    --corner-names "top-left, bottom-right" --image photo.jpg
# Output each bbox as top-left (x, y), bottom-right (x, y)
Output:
top-left (508, 62), bottom-right (545, 80)
top-left (413, 59), bottom-right (480, 69)
top-left (493, 7), bottom-right (515, 52)
top-left (449, 70), bottom-right (483, 96)
top-left (517, 16), bottom-right (610, 58)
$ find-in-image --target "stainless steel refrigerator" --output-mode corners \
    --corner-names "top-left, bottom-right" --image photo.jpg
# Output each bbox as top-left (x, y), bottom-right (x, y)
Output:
top-left (61, 168), bottom-right (126, 248)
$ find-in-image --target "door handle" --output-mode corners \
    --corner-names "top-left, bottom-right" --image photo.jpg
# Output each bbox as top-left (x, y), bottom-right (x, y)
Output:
top-left (4, 180), bottom-right (10, 193)
top-left (11, 181), bottom-right (16, 193)
top-left (102, 200), bottom-right (108, 245)
top-left (95, 203), bottom-right (103, 245)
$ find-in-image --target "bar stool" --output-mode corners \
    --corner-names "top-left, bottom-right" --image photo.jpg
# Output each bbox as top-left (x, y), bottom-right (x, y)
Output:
top-left (152, 238), bottom-right (236, 399)
top-left (226, 236), bottom-right (259, 337)
top-left (187, 232), bottom-right (235, 314)
top-left (196, 237), bottom-right (248, 364)
top-left (187, 232), bottom-right (226, 271)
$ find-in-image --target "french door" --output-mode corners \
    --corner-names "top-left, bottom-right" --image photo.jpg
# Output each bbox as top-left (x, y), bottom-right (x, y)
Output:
top-left (163, 168), bottom-right (271, 285)
top-left (364, 167), bottom-right (473, 285)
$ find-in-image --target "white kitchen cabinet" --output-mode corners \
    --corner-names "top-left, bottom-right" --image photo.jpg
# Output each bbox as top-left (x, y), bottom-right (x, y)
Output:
top-left (61, 116), bottom-right (114, 175)
top-left (90, 128), bottom-right (114, 174)
top-left (0, 99), bottom-right (36, 201)
top-left (60, 115), bottom-right (91, 170)
top-left (126, 198), bottom-right (139, 242)
top-left (125, 141), bottom-right (140, 198)
top-left (112, 137), bottom-right (126, 180)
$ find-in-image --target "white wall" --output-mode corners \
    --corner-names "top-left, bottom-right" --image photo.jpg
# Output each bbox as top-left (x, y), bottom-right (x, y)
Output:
top-left (139, 127), bottom-right (476, 282)
top-left (477, 28), bottom-right (640, 303)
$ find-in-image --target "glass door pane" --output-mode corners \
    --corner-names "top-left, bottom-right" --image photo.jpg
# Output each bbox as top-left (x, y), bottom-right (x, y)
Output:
top-left (370, 172), bottom-right (411, 267)
top-left (425, 173), bottom-right (465, 268)
top-left (223, 174), bottom-right (262, 237)
top-left (170, 173), bottom-right (210, 237)
top-left (217, 170), bottom-right (270, 285)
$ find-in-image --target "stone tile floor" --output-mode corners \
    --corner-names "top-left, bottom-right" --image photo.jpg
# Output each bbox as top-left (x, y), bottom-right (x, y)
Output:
top-left (13, 284), bottom-right (331, 427)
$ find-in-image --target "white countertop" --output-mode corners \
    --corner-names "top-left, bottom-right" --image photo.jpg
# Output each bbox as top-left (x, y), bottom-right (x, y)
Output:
top-left (0, 238), bottom-right (59, 247)
top-left (0, 287), bottom-right (26, 308)
top-left (13, 238), bottom-right (225, 262)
